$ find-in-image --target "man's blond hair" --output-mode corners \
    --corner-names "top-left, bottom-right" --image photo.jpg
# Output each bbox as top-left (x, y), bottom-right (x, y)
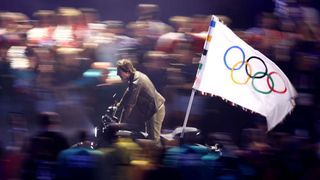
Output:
top-left (116, 59), bottom-right (136, 74)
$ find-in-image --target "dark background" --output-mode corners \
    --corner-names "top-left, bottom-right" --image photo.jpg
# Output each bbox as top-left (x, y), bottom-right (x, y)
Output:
top-left (2, 0), bottom-right (317, 29)
top-left (1, 0), bottom-right (320, 144)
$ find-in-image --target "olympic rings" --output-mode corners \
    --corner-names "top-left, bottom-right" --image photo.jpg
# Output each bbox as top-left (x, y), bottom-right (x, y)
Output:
top-left (223, 46), bottom-right (287, 94)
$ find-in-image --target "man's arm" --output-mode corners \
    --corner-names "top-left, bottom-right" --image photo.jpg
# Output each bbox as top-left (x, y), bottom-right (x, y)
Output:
top-left (119, 82), bottom-right (141, 122)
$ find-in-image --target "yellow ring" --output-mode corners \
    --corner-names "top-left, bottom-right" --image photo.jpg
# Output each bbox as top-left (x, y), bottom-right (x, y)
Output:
top-left (231, 61), bottom-right (252, 84)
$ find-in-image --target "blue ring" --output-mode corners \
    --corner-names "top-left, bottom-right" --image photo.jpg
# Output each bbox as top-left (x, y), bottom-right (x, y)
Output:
top-left (223, 46), bottom-right (245, 70)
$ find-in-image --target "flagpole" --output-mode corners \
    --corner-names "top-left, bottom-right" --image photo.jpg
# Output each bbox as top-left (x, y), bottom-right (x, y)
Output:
top-left (180, 88), bottom-right (196, 139)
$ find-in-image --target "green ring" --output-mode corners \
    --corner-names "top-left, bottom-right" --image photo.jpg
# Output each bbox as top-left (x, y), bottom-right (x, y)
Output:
top-left (251, 72), bottom-right (274, 94)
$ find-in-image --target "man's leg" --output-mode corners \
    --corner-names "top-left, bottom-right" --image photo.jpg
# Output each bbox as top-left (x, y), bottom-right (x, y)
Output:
top-left (147, 104), bottom-right (165, 143)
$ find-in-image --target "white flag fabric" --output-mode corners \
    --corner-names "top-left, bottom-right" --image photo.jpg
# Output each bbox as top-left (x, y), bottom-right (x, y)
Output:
top-left (193, 15), bottom-right (297, 131)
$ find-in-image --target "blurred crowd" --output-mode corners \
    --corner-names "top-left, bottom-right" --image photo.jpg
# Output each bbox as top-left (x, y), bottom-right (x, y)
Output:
top-left (0, 0), bottom-right (320, 179)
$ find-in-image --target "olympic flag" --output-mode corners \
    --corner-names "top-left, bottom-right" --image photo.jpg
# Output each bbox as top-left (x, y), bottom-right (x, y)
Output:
top-left (192, 16), bottom-right (297, 131)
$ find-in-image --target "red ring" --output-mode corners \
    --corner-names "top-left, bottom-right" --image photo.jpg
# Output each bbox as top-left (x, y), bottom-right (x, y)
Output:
top-left (266, 71), bottom-right (287, 94)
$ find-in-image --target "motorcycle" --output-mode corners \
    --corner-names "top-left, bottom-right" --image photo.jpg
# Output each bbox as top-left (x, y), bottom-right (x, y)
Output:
top-left (94, 94), bottom-right (148, 146)
top-left (94, 94), bottom-right (222, 157)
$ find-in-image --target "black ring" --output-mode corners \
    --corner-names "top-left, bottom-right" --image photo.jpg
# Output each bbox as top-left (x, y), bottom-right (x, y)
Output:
top-left (245, 56), bottom-right (268, 79)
